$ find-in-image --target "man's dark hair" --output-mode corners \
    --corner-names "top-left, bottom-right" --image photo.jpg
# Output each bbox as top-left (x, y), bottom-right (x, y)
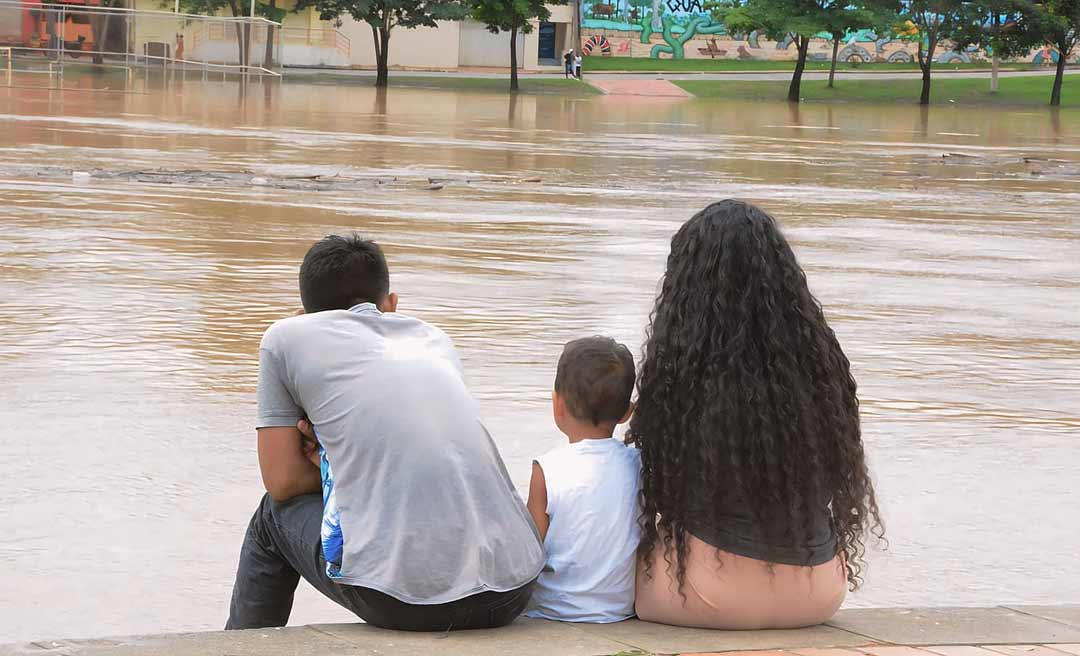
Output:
top-left (299, 235), bottom-right (389, 313)
top-left (554, 336), bottom-right (635, 426)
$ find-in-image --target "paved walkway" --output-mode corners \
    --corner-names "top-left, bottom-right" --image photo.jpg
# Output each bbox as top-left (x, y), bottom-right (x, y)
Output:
top-left (4, 606), bottom-right (1079, 656)
top-left (588, 77), bottom-right (692, 98)
top-left (282, 66), bottom-right (1075, 82)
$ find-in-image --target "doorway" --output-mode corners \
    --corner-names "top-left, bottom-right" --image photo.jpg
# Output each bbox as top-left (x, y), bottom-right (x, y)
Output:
top-left (537, 22), bottom-right (556, 64)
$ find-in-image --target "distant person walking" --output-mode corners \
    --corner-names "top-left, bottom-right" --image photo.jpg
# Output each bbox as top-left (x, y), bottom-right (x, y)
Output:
top-left (564, 50), bottom-right (574, 79)
top-left (574, 53), bottom-right (583, 79)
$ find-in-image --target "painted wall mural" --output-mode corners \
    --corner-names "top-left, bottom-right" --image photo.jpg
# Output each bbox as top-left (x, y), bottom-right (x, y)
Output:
top-left (580, 0), bottom-right (1080, 64)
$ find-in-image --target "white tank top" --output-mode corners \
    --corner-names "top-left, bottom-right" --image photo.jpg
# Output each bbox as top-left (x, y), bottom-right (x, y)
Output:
top-left (525, 437), bottom-right (642, 623)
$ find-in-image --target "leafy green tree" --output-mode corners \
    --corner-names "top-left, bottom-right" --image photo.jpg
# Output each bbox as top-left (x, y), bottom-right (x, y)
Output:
top-left (295, 0), bottom-right (469, 86)
top-left (1032, 0), bottom-right (1080, 105)
top-left (472, 0), bottom-right (565, 92)
top-left (955, 0), bottom-right (1043, 92)
top-left (901, 0), bottom-right (978, 105)
top-left (823, 8), bottom-right (877, 88)
top-left (714, 0), bottom-right (892, 102)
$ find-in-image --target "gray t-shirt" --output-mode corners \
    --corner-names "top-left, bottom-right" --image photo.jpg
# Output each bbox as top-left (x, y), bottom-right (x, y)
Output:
top-left (256, 303), bottom-right (544, 604)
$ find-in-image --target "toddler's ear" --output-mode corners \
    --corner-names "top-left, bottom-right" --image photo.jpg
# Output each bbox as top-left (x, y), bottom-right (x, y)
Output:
top-left (552, 390), bottom-right (567, 421)
top-left (379, 292), bottom-right (399, 313)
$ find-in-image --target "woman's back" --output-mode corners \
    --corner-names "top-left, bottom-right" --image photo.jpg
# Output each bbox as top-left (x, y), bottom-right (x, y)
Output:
top-left (630, 200), bottom-right (883, 629)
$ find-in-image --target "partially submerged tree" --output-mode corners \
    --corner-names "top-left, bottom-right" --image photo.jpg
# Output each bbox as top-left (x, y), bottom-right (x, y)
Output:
top-left (90, 0), bottom-right (121, 66)
top-left (258, 0), bottom-right (287, 68)
top-left (714, 0), bottom-right (891, 102)
top-left (1032, 0), bottom-right (1080, 105)
top-left (472, 0), bottom-right (565, 92)
top-left (822, 7), bottom-right (879, 88)
top-left (955, 0), bottom-right (1043, 92)
top-left (174, 0), bottom-right (254, 67)
top-left (296, 0), bottom-right (469, 87)
top-left (901, 0), bottom-right (976, 105)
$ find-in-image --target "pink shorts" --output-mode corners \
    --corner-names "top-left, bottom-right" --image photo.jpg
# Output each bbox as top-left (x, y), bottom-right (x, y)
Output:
top-left (634, 532), bottom-right (847, 630)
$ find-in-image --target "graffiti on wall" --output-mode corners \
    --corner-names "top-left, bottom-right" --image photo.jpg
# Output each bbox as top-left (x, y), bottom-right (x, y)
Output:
top-left (580, 0), bottom-right (1080, 64)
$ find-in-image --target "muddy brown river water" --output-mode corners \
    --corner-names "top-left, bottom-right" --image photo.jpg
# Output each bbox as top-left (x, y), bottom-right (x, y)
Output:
top-left (1, 74), bottom-right (1078, 643)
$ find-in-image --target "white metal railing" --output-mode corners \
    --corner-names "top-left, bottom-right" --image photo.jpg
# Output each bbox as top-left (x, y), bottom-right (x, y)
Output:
top-left (280, 25), bottom-right (350, 57)
top-left (0, 0), bottom-right (283, 83)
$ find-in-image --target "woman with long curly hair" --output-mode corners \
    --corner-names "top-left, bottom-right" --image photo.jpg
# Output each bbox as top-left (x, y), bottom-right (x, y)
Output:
top-left (630, 200), bottom-right (883, 629)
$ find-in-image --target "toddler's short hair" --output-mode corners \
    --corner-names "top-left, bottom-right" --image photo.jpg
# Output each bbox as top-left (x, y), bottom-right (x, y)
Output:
top-left (554, 336), bottom-right (635, 426)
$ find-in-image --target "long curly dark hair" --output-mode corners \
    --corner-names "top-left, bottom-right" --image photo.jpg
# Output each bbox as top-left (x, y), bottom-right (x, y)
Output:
top-left (627, 200), bottom-right (882, 591)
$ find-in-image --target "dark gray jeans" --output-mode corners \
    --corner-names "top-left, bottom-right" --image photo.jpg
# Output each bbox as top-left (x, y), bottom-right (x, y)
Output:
top-left (226, 493), bottom-right (534, 632)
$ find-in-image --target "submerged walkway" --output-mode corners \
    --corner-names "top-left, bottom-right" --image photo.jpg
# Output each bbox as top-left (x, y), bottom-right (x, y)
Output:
top-left (587, 77), bottom-right (693, 98)
top-left (4, 606), bottom-right (1080, 656)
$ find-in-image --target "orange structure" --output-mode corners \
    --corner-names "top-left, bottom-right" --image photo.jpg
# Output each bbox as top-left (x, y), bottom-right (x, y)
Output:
top-left (21, 0), bottom-right (101, 53)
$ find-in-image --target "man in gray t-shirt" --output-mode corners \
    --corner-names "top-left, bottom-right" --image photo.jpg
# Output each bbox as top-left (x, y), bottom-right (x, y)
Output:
top-left (226, 235), bottom-right (543, 631)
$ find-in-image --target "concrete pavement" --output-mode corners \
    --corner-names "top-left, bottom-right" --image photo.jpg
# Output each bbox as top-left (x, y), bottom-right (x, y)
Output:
top-left (4, 606), bottom-right (1080, 656)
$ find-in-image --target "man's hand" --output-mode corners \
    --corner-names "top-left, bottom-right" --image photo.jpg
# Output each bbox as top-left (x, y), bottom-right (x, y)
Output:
top-left (298, 418), bottom-right (320, 468)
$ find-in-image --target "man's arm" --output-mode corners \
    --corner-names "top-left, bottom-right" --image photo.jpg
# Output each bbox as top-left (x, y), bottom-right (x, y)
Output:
top-left (256, 337), bottom-right (318, 502)
top-left (526, 461), bottom-right (550, 542)
top-left (257, 426), bottom-right (321, 502)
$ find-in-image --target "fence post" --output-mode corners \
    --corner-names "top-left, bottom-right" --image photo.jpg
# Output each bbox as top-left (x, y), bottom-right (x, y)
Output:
top-left (58, 4), bottom-right (65, 78)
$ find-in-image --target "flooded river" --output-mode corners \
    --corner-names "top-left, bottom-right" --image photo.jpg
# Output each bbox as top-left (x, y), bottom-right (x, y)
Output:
top-left (1, 74), bottom-right (1078, 643)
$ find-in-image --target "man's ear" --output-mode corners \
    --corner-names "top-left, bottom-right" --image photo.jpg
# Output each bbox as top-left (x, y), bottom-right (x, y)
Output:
top-left (379, 292), bottom-right (399, 313)
top-left (618, 401), bottom-right (635, 425)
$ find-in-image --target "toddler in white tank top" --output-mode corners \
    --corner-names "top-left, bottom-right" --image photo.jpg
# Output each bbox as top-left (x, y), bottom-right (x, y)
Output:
top-left (524, 336), bottom-right (642, 623)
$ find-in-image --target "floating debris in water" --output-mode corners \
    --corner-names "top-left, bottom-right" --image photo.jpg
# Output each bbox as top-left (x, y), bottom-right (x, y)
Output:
top-left (0, 166), bottom-right (543, 191)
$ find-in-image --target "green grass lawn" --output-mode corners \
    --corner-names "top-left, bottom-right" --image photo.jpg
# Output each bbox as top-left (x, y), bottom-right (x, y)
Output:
top-left (397, 76), bottom-right (600, 95)
top-left (675, 74), bottom-right (1078, 107)
top-left (584, 55), bottom-right (1034, 73)
top-left (298, 73), bottom-right (598, 96)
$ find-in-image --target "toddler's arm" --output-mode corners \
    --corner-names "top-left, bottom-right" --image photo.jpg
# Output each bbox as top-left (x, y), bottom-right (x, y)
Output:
top-left (526, 461), bottom-right (550, 541)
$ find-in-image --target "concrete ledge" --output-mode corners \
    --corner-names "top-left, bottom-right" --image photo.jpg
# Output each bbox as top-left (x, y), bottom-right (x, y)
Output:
top-left (3, 607), bottom-right (1079, 656)
top-left (826, 608), bottom-right (1080, 646)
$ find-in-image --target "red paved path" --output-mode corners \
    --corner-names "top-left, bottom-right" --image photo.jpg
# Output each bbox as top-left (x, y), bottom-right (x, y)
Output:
top-left (587, 77), bottom-right (693, 98)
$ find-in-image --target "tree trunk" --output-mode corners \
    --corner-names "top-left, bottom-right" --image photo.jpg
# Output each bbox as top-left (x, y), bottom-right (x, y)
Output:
top-left (919, 38), bottom-right (935, 106)
top-left (509, 22), bottom-right (519, 92)
top-left (264, 24), bottom-right (274, 68)
top-left (234, 22), bottom-right (246, 66)
top-left (1050, 47), bottom-right (1066, 106)
top-left (920, 62), bottom-right (932, 105)
top-left (264, 0), bottom-right (276, 69)
top-left (45, 11), bottom-right (57, 52)
top-left (573, 0), bottom-right (582, 58)
top-left (787, 35), bottom-right (809, 103)
top-left (91, 5), bottom-right (113, 65)
top-left (373, 24), bottom-right (390, 87)
top-left (990, 13), bottom-right (999, 93)
top-left (828, 35), bottom-right (839, 88)
top-left (228, 0), bottom-right (247, 66)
